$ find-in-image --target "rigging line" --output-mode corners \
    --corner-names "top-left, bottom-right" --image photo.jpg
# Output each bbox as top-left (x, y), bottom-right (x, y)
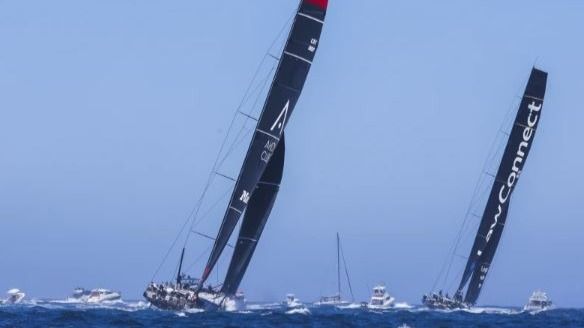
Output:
top-left (192, 231), bottom-right (235, 248)
top-left (154, 7), bottom-right (296, 282)
top-left (184, 244), bottom-right (213, 274)
top-left (435, 137), bottom-right (508, 290)
top-left (150, 212), bottom-right (194, 282)
top-left (215, 171), bottom-right (236, 182)
top-left (191, 188), bottom-right (232, 230)
top-left (340, 241), bottom-right (355, 302)
top-left (149, 7), bottom-right (296, 286)
top-left (214, 63), bottom-right (277, 172)
top-left (182, 38), bottom-right (278, 241)
top-left (183, 10), bottom-right (292, 233)
top-left (187, 46), bottom-right (276, 233)
top-left (436, 87), bottom-right (526, 291)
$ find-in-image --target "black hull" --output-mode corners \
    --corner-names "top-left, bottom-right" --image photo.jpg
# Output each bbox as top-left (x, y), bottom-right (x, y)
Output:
top-left (143, 283), bottom-right (220, 311)
top-left (422, 294), bottom-right (469, 310)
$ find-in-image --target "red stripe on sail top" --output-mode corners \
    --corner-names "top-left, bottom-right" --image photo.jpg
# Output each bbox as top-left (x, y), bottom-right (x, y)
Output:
top-left (305, 0), bottom-right (327, 10)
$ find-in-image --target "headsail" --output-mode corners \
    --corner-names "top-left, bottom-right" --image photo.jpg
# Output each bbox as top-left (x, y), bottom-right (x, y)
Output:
top-left (457, 68), bottom-right (547, 304)
top-left (200, 0), bottom-right (328, 284)
top-left (221, 135), bottom-right (285, 295)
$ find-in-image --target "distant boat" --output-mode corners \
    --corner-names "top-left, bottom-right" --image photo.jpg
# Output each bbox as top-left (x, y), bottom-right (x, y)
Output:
top-left (283, 294), bottom-right (305, 310)
top-left (2, 289), bottom-right (25, 304)
top-left (367, 285), bottom-right (395, 309)
top-left (423, 68), bottom-right (548, 310)
top-left (69, 288), bottom-right (121, 303)
top-left (524, 291), bottom-right (553, 312)
top-left (143, 0), bottom-right (329, 311)
top-left (86, 288), bottom-right (121, 303)
top-left (315, 233), bottom-right (355, 306)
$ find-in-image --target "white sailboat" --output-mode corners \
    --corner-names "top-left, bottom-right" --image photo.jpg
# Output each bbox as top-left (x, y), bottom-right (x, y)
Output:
top-left (315, 233), bottom-right (354, 307)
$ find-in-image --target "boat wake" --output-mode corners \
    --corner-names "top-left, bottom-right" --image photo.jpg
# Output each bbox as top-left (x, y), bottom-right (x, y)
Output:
top-left (461, 306), bottom-right (520, 315)
top-left (394, 302), bottom-right (413, 309)
top-left (246, 302), bottom-right (281, 311)
top-left (337, 302), bottom-right (362, 309)
top-left (12, 299), bottom-right (152, 312)
top-left (286, 307), bottom-right (311, 315)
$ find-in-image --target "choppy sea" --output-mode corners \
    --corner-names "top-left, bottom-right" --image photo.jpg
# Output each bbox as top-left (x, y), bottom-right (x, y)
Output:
top-left (1, 300), bottom-right (583, 328)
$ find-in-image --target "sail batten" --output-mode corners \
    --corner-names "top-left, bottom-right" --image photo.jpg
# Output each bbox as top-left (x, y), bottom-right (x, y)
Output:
top-left (458, 68), bottom-right (547, 305)
top-left (200, 0), bottom-right (328, 285)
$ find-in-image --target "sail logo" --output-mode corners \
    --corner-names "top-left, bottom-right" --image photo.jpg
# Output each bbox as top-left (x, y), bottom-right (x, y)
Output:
top-left (270, 100), bottom-right (290, 135)
top-left (240, 190), bottom-right (250, 204)
top-left (479, 100), bottom-right (542, 255)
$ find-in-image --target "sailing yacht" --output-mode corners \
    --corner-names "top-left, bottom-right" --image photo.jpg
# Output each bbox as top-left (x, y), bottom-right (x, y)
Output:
top-left (144, 0), bottom-right (329, 311)
top-left (367, 285), bottom-right (395, 309)
top-left (422, 68), bottom-right (548, 309)
top-left (315, 233), bottom-right (354, 306)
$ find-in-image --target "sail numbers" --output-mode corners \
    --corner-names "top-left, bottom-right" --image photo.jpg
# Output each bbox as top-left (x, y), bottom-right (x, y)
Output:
top-left (261, 139), bottom-right (278, 164)
top-left (239, 190), bottom-right (250, 204)
top-left (308, 38), bottom-right (318, 52)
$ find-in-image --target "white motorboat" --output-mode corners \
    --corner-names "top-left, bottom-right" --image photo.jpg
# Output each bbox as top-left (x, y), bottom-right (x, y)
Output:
top-left (524, 290), bottom-right (553, 312)
top-left (2, 289), bottom-right (25, 304)
top-left (86, 288), bottom-right (122, 303)
top-left (368, 285), bottom-right (395, 309)
top-left (68, 287), bottom-right (91, 302)
top-left (69, 287), bottom-right (121, 303)
top-left (283, 294), bottom-right (304, 310)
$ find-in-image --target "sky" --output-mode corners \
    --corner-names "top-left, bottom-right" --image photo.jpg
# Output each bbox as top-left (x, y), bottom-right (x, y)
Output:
top-left (1, 0), bottom-right (584, 307)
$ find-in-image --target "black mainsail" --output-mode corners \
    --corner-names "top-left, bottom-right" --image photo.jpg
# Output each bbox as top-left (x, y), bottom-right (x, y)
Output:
top-left (200, 0), bottom-right (329, 285)
top-left (455, 68), bottom-right (548, 305)
top-left (221, 135), bottom-right (285, 295)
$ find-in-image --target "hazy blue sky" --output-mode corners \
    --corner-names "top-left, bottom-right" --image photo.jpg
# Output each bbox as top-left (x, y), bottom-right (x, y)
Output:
top-left (1, 0), bottom-right (583, 307)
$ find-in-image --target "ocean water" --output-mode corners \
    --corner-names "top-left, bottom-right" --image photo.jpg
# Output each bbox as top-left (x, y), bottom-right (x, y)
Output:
top-left (1, 301), bottom-right (583, 328)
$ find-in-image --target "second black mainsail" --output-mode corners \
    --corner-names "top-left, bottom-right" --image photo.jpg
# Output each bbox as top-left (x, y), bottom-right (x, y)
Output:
top-left (200, 0), bottom-right (329, 285)
top-left (423, 68), bottom-right (548, 309)
top-left (457, 68), bottom-right (547, 304)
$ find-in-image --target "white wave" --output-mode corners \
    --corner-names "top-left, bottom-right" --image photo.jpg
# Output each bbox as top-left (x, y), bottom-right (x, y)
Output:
top-left (125, 301), bottom-right (150, 309)
top-left (175, 311), bottom-right (186, 317)
top-left (32, 299), bottom-right (150, 312)
top-left (337, 303), bottom-right (363, 309)
top-left (286, 307), bottom-right (311, 315)
top-left (462, 306), bottom-right (519, 315)
top-left (184, 308), bottom-right (205, 314)
top-left (394, 302), bottom-right (413, 309)
top-left (246, 303), bottom-right (281, 310)
top-left (51, 299), bottom-right (84, 304)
